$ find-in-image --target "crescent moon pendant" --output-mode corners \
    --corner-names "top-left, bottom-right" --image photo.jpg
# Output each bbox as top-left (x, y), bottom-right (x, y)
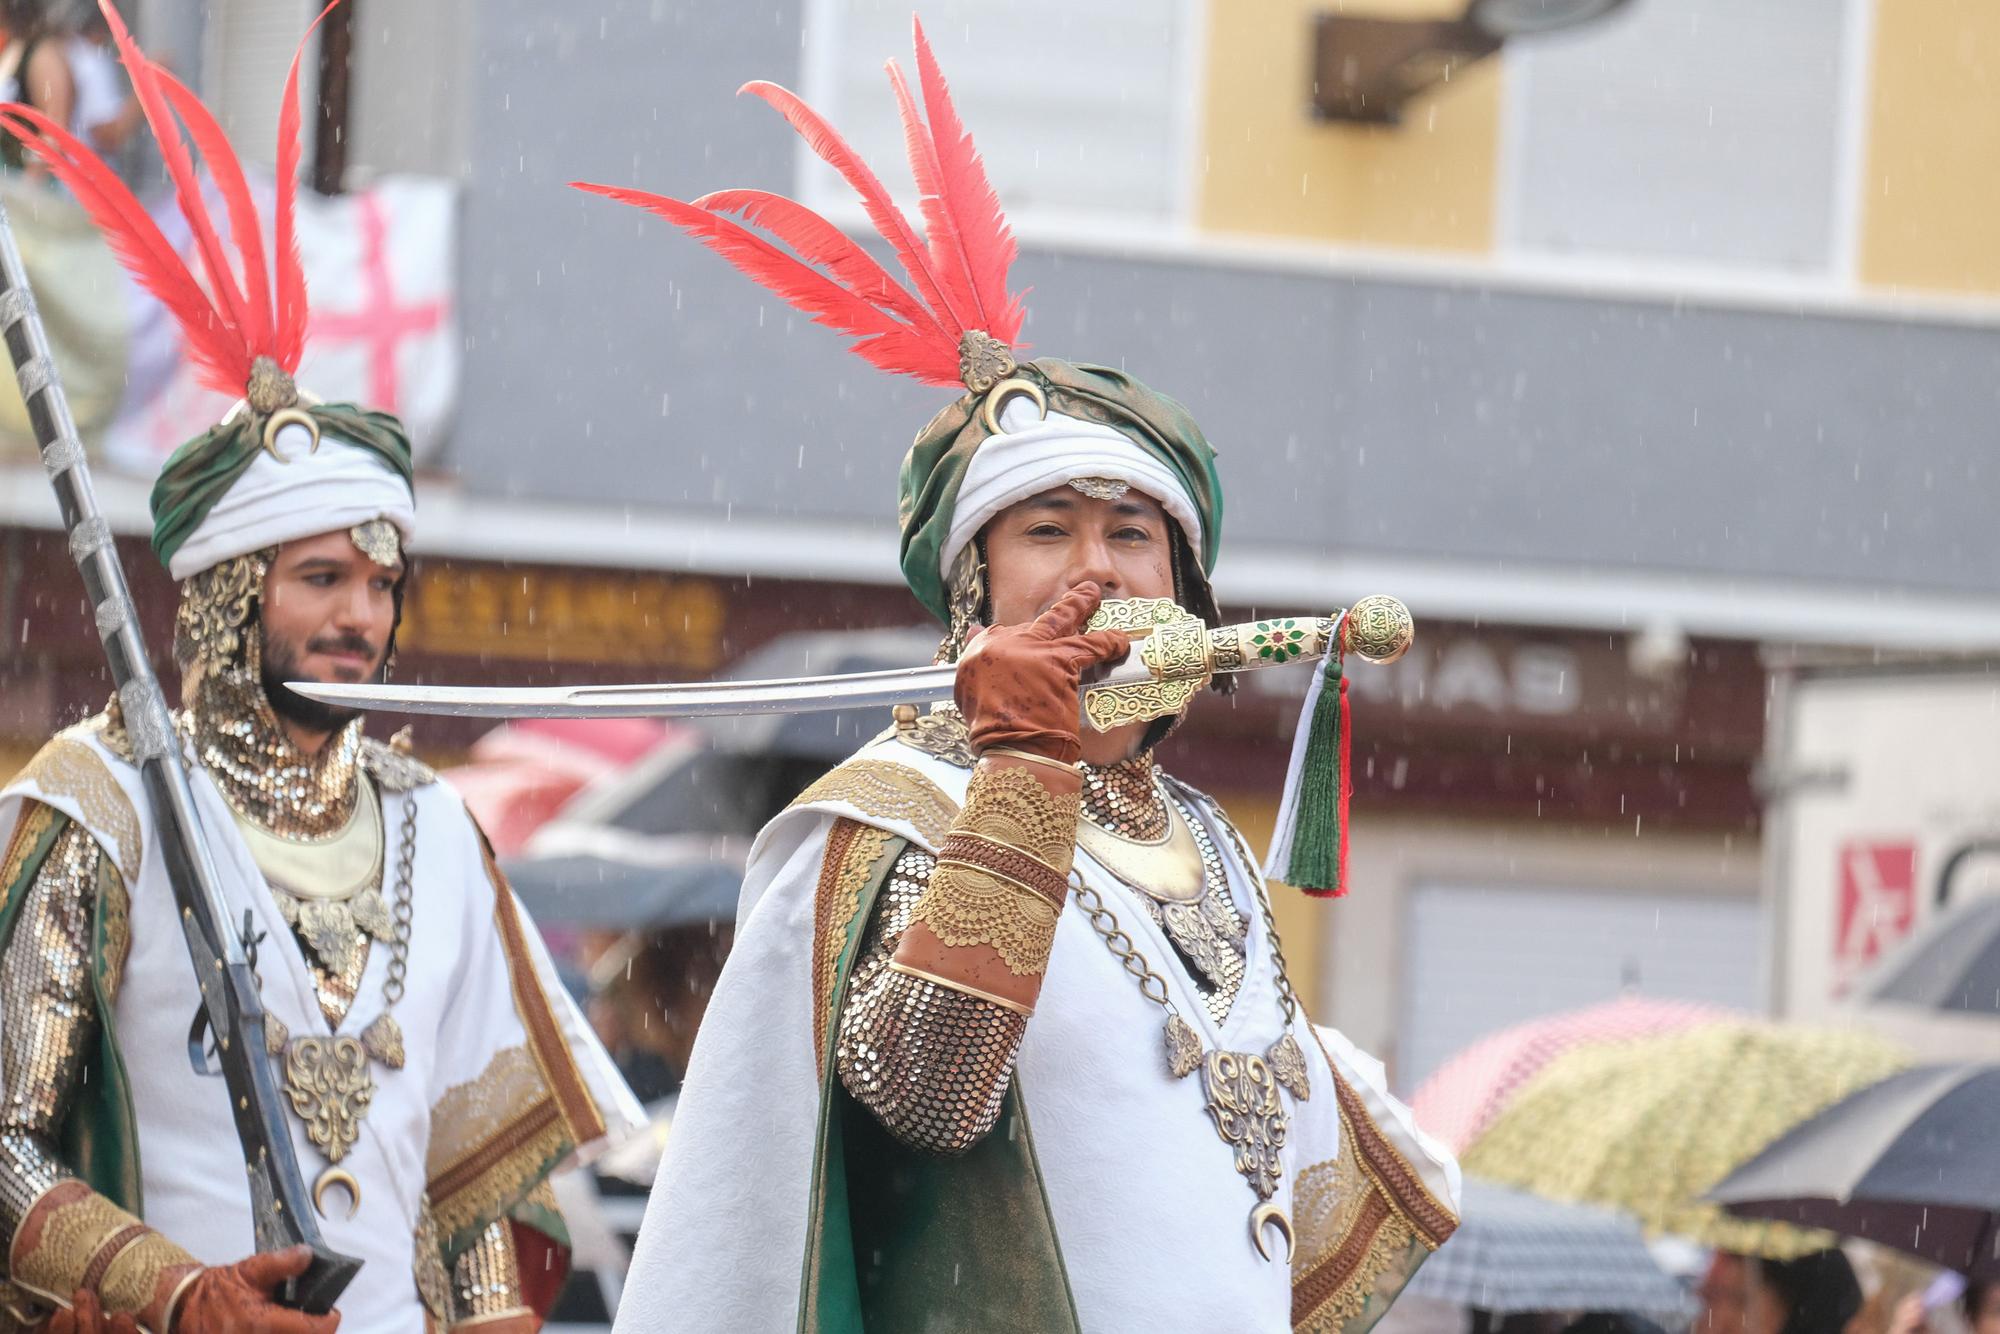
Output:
top-left (312, 1166), bottom-right (361, 1220)
top-left (980, 377), bottom-right (1048, 436)
top-left (1250, 1203), bottom-right (1294, 1265)
top-left (262, 408), bottom-right (322, 461)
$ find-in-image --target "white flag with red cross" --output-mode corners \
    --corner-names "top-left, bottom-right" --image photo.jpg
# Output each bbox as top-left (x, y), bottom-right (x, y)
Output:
top-left (99, 173), bottom-right (457, 473)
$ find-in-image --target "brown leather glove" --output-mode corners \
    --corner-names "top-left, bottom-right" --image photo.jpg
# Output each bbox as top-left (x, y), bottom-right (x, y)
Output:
top-left (954, 582), bottom-right (1130, 764)
top-left (36, 1293), bottom-right (139, 1334)
top-left (164, 1247), bottom-right (339, 1334)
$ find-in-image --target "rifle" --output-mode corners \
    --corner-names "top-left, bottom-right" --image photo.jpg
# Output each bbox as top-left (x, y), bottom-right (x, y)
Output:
top-left (0, 195), bottom-right (359, 1312)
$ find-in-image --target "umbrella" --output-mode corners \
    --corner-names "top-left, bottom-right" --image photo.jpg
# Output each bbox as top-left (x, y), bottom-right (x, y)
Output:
top-left (1410, 996), bottom-right (1729, 1152)
top-left (443, 717), bottom-right (678, 854)
top-left (1461, 1022), bottom-right (1907, 1256)
top-left (502, 846), bottom-right (745, 931)
top-left (1408, 1177), bottom-right (1696, 1317)
top-left (1865, 896), bottom-right (2000, 1017)
top-left (1710, 1063), bottom-right (2000, 1279)
top-left (695, 625), bottom-right (943, 762)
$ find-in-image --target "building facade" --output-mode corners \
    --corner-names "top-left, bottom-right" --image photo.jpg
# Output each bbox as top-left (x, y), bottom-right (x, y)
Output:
top-left (5, 0), bottom-right (1998, 1088)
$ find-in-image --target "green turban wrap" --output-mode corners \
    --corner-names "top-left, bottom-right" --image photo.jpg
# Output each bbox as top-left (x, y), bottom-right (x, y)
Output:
top-left (897, 359), bottom-right (1224, 623)
top-left (149, 403), bottom-right (417, 580)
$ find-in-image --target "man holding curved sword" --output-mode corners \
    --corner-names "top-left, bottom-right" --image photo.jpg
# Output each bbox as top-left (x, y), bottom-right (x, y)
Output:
top-left (534, 21), bottom-right (1461, 1334)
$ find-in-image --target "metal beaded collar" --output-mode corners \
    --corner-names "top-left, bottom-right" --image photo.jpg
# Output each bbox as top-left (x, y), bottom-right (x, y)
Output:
top-left (1079, 753), bottom-right (1170, 841)
top-left (182, 663), bottom-right (364, 840)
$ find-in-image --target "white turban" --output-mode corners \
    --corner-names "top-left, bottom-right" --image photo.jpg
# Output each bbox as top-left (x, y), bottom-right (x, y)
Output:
top-left (941, 399), bottom-right (1204, 582)
top-left (167, 420), bottom-right (417, 580)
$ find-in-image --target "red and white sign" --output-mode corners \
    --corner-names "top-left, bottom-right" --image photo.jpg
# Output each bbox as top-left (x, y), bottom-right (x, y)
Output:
top-left (1833, 840), bottom-right (1917, 995)
top-left (100, 173), bottom-right (458, 474)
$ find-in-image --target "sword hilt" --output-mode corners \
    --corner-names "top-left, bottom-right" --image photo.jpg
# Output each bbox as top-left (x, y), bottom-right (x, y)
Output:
top-left (1081, 595), bottom-right (1413, 731)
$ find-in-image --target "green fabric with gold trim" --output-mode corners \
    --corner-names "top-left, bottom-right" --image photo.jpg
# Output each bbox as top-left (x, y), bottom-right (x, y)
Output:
top-left (897, 359), bottom-right (1225, 623)
top-left (147, 402), bottom-right (414, 574)
top-left (799, 832), bottom-right (1080, 1333)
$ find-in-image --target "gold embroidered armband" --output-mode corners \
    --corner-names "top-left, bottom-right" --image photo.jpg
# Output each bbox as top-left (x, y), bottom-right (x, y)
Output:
top-left (908, 762), bottom-right (1080, 977)
top-left (10, 1181), bottom-right (198, 1324)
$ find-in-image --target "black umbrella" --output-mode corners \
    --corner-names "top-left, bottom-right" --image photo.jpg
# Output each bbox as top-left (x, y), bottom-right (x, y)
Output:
top-left (503, 848), bottom-right (743, 931)
top-left (1710, 1063), bottom-right (2000, 1278)
top-left (695, 625), bottom-right (942, 762)
top-left (1866, 896), bottom-right (2000, 1016)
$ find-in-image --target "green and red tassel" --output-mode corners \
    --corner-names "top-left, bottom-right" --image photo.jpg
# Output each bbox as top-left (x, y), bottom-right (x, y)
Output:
top-left (1263, 650), bottom-right (1352, 897)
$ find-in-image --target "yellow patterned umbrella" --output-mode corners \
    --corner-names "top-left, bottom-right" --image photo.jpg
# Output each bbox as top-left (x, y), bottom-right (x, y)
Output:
top-left (1460, 1022), bottom-right (1906, 1257)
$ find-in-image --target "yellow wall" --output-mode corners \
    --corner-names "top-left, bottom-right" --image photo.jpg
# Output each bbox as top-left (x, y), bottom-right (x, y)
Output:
top-left (1859, 0), bottom-right (2000, 293)
top-left (1197, 0), bottom-right (1500, 252)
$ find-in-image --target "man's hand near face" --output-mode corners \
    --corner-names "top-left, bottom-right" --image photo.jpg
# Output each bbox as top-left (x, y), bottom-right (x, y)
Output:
top-left (953, 583), bottom-right (1130, 765)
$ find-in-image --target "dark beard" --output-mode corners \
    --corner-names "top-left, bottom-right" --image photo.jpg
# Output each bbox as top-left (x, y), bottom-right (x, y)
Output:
top-left (259, 631), bottom-right (382, 734)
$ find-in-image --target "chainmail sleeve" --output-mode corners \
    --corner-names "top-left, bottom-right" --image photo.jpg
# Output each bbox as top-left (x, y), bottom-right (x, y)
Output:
top-left (0, 815), bottom-right (104, 1248)
top-left (445, 1217), bottom-right (530, 1325)
top-left (833, 844), bottom-right (1030, 1157)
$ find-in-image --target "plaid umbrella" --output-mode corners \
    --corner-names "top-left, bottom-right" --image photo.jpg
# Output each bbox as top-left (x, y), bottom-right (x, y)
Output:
top-left (1411, 996), bottom-right (1729, 1152)
top-left (1462, 1022), bottom-right (1907, 1257)
top-left (1409, 1177), bottom-right (1696, 1317)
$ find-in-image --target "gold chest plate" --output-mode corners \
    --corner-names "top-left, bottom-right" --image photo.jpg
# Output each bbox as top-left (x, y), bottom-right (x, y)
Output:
top-left (1075, 799), bottom-right (1205, 904)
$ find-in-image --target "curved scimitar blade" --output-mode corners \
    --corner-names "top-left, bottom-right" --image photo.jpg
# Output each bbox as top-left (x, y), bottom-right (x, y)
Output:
top-left (286, 663), bottom-right (961, 719)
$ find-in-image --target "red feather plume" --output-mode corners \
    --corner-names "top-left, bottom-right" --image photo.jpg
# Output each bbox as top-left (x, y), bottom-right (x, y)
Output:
top-left (572, 14), bottom-right (1026, 392)
top-left (0, 0), bottom-right (343, 395)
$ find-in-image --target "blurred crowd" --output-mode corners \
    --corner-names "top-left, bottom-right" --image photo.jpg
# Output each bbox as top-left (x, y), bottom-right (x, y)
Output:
top-left (0, 0), bottom-right (140, 172)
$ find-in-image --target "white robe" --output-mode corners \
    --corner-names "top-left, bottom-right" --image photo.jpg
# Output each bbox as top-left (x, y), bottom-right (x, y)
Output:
top-left (0, 723), bottom-right (643, 1334)
top-left (619, 733), bottom-right (1459, 1332)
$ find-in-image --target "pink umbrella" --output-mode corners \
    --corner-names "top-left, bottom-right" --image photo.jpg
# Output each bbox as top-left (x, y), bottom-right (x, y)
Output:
top-left (442, 718), bottom-right (677, 856)
top-left (1411, 995), bottom-right (1732, 1152)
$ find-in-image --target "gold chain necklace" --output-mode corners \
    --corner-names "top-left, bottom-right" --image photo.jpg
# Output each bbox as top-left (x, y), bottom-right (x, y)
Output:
top-left (1084, 788), bottom-right (1248, 1022)
top-left (260, 792), bottom-right (417, 1220)
top-left (1069, 845), bottom-right (1310, 1264)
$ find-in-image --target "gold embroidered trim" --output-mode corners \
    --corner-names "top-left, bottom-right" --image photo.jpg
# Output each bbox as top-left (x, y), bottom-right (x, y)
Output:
top-left (959, 764), bottom-right (1079, 869)
top-left (790, 760), bottom-right (959, 848)
top-left (78, 1224), bottom-right (145, 1292)
top-left (429, 1046), bottom-right (551, 1186)
top-left (431, 1100), bottom-right (566, 1246)
top-left (427, 1044), bottom-right (570, 1245)
top-left (1313, 1029), bottom-right (1457, 1248)
top-left (96, 856), bottom-right (130, 1005)
top-left (0, 802), bottom-right (57, 904)
top-left (1290, 1031), bottom-right (1459, 1332)
top-left (12, 738), bottom-right (140, 884)
top-left (98, 1230), bottom-right (193, 1319)
top-left (910, 858), bottom-right (1061, 976)
top-left (812, 819), bottom-right (892, 1073)
top-left (1291, 1160), bottom-right (1414, 1332)
top-left (11, 1184), bottom-right (192, 1318)
top-left (940, 832), bottom-right (1069, 902)
top-left (483, 836), bottom-right (605, 1145)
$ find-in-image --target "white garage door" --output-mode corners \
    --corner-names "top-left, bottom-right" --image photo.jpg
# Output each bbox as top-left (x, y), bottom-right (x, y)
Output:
top-left (1396, 883), bottom-right (1766, 1095)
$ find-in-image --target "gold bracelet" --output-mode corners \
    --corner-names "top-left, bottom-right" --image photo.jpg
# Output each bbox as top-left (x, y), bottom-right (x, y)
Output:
top-left (888, 959), bottom-right (1035, 1016)
top-left (161, 1267), bottom-right (202, 1333)
top-left (939, 834), bottom-right (1069, 905)
top-left (945, 827), bottom-right (1070, 881)
top-left (981, 747), bottom-right (1081, 777)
